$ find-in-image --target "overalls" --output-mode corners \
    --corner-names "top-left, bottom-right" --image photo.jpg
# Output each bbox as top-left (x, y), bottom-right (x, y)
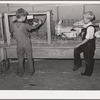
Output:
top-left (13, 22), bottom-right (34, 74)
top-left (74, 25), bottom-right (96, 75)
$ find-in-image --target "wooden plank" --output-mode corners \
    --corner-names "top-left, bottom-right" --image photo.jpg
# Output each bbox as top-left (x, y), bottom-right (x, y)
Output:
top-left (6, 47), bottom-right (74, 58)
top-left (5, 46), bottom-right (100, 59)
top-left (7, 10), bottom-right (51, 16)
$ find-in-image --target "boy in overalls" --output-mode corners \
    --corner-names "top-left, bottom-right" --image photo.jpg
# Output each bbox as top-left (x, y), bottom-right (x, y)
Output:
top-left (12, 8), bottom-right (45, 76)
top-left (73, 11), bottom-right (96, 76)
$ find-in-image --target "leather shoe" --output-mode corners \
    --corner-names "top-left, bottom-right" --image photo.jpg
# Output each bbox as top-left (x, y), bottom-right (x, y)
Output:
top-left (81, 73), bottom-right (91, 76)
top-left (73, 66), bottom-right (81, 71)
top-left (18, 72), bottom-right (24, 77)
top-left (29, 69), bottom-right (35, 76)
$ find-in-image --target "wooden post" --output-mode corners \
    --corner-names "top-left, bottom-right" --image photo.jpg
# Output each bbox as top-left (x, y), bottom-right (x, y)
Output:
top-left (57, 6), bottom-right (59, 23)
top-left (47, 11), bottom-right (51, 44)
top-left (4, 13), bottom-right (11, 45)
top-left (83, 4), bottom-right (85, 14)
top-left (0, 14), bottom-right (4, 44)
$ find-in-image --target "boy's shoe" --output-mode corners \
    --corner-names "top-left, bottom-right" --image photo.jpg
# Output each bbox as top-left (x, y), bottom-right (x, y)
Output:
top-left (81, 72), bottom-right (92, 76)
top-left (73, 66), bottom-right (81, 71)
top-left (18, 72), bottom-right (24, 77)
top-left (29, 69), bottom-right (35, 76)
top-left (17, 70), bottom-right (24, 77)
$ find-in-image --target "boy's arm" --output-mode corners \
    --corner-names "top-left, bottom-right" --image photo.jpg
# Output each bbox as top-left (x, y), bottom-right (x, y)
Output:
top-left (26, 16), bottom-right (47, 31)
top-left (33, 16), bottom-right (47, 28)
top-left (75, 26), bottom-right (95, 48)
top-left (26, 19), bottom-right (42, 31)
top-left (75, 39), bottom-right (89, 48)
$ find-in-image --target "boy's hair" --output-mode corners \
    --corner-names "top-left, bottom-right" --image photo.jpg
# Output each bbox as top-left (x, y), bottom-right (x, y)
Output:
top-left (16, 8), bottom-right (28, 19)
top-left (83, 11), bottom-right (95, 21)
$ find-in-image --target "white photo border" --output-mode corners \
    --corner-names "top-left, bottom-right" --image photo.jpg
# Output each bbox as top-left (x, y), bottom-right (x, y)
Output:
top-left (0, 1), bottom-right (100, 99)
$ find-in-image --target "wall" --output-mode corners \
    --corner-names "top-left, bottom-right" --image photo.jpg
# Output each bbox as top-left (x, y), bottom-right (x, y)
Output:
top-left (0, 3), bottom-right (100, 40)
top-left (8, 4), bottom-right (33, 12)
top-left (85, 4), bottom-right (100, 20)
top-left (33, 4), bottom-right (58, 21)
top-left (59, 4), bottom-right (84, 20)
top-left (0, 4), bottom-right (100, 21)
top-left (0, 4), bottom-right (8, 13)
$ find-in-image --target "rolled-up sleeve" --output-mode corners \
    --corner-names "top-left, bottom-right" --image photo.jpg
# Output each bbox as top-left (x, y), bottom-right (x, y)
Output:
top-left (85, 26), bottom-right (95, 39)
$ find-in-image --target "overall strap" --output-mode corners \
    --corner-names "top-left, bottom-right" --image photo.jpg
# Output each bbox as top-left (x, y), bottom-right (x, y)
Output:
top-left (82, 25), bottom-right (95, 40)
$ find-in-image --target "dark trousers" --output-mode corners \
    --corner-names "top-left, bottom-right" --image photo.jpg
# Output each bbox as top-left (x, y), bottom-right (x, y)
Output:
top-left (74, 43), bottom-right (95, 75)
top-left (17, 42), bottom-right (34, 74)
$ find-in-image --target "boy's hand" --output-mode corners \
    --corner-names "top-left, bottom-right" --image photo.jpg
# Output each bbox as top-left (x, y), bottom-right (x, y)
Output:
top-left (33, 22), bottom-right (38, 26)
top-left (43, 15), bottom-right (47, 21)
top-left (75, 44), bottom-right (80, 49)
top-left (41, 16), bottom-right (47, 24)
top-left (38, 19), bottom-right (43, 25)
top-left (38, 16), bottom-right (47, 25)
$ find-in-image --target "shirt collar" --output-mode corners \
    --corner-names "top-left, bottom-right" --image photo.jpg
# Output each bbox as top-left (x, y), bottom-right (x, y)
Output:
top-left (83, 22), bottom-right (93, 28)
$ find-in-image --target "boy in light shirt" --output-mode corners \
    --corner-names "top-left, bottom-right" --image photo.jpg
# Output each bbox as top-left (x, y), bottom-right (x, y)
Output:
top-left (73, 11), bottom-right (96, 76)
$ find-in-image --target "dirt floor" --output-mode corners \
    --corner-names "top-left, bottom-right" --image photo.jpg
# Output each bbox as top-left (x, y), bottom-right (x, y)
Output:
top-left (0, 59), bottom-right (100, 90)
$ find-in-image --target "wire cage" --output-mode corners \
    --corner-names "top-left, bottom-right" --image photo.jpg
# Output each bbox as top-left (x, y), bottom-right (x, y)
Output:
top-left (4, 10), bottom-right (52, 45)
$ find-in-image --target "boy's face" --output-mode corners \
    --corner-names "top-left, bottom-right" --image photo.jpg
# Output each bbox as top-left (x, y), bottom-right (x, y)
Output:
top-left (21, 15), bottom-right (27, 22)
top-left (83, 17), bottom-right (90, 24)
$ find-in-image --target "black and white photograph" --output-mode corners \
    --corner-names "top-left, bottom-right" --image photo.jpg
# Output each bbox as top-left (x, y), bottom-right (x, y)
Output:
top-left (1, 1), bottom-right (100, 92)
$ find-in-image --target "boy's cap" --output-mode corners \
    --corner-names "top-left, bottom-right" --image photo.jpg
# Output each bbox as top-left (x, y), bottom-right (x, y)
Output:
top-left (83, 11), bottom-right (95, 21)
top-left (16, 8), bottom-right (28, 18)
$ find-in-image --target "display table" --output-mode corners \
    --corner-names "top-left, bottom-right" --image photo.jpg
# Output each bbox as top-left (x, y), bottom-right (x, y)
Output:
top-left (4, 41), bottom-right (100, 59)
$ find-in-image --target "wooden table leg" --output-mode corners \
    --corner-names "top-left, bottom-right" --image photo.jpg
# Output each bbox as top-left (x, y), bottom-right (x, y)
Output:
top-left (3, 59), bottom-right (10, 71)
top-left (0, 61), bottom-right (2, 75)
